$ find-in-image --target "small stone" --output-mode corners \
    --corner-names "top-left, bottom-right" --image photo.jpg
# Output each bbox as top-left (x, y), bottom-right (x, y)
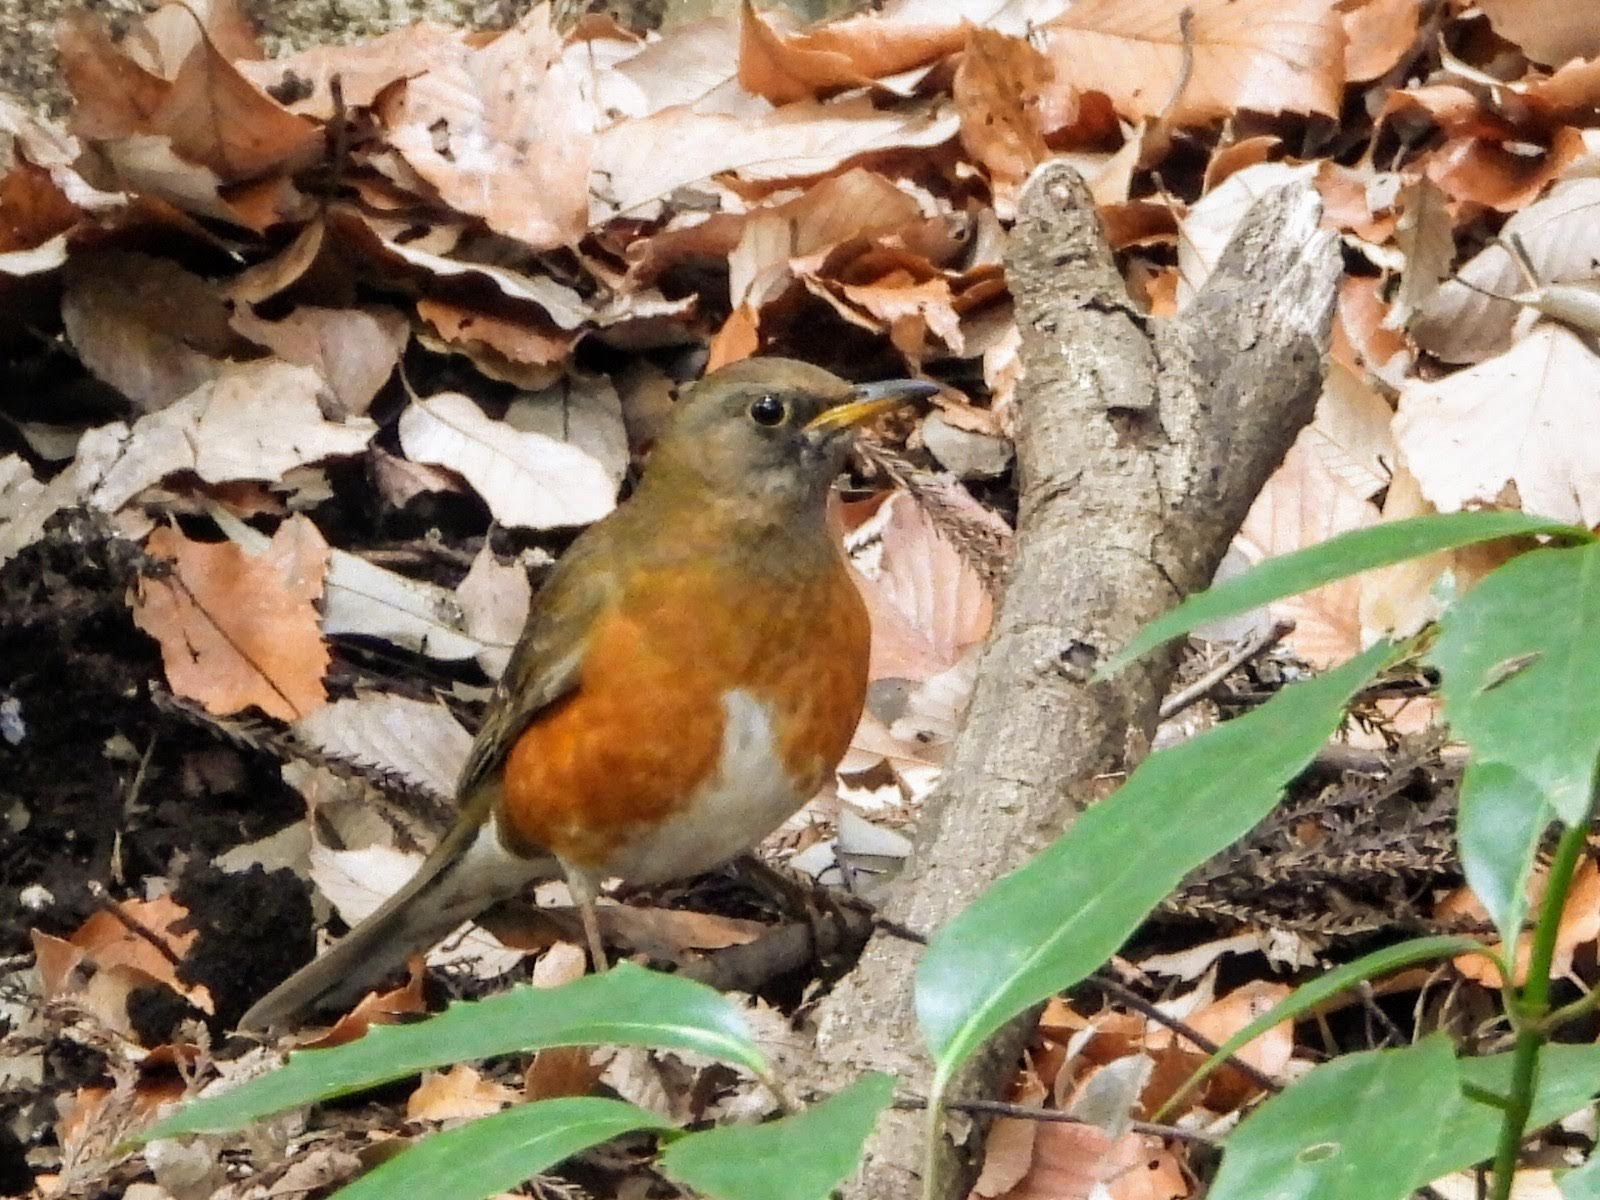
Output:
top-left (921, 412), bottom-right (1014, 479)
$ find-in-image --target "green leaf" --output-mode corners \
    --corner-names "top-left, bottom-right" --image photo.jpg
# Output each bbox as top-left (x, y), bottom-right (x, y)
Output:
top-left (1426, 1044), bottom-right (1600, 1179)
top-left (1434, 542), bottom-right (1600, 823)
top-left (1208, 1035), bottom-right (1460, 1200)
top-left (1560, 1145), bottom-right (1600, 1199)
top-left (142, 964), bottom-right (762, 1140)
top-left (1457, 761), bottom-right (1552, 948)
top-left (659, 1074), bottom-right (894, 1200)
top-left (330, 1098), bottom-right (668, 1200)
top-left (1152, 934), bottom-right (1489, 1121)
top-left (1102, 512), bottom-right (1585, 676)
top-left (916, 642), bottom-right (1393, 1094)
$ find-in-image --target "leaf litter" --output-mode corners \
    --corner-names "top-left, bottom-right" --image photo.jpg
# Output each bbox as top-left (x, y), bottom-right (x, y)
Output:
top-left (4, 0), bottom-right (1600, 1194)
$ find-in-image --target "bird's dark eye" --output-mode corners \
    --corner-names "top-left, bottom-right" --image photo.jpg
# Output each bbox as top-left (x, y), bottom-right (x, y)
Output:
top-left (748, 393), bottom-right (787, 427)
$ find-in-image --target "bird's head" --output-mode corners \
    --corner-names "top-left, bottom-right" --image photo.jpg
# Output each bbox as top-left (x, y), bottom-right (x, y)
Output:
top-left (641, 358), bottom-right (937, 516)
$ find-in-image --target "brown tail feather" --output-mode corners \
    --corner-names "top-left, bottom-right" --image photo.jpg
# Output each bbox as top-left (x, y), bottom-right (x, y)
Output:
top-left (239, 814), bottom-right (556, 1031)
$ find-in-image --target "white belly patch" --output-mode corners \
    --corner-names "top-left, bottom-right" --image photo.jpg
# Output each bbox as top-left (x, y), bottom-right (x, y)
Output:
top-left (600, 689), bottom-right (804, 884)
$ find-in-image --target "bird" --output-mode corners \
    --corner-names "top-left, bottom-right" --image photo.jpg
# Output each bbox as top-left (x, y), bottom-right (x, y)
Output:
top-left (239, 358), bottom-right (937, 1030)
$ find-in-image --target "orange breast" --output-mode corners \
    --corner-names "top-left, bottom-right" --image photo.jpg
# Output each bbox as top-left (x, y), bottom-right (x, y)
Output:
top-left (499, 550), bottom-right (870, 876)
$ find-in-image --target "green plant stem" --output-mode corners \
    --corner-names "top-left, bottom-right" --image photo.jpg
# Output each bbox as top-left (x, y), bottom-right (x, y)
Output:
top-left (1488, 820), bottom-right (1589, 1200)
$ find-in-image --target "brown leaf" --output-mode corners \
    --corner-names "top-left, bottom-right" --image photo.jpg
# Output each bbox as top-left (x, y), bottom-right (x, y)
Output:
top-left (417, 297), bottom-right (575, 371)
top-left (407, 1065), bottom-right (518, 1122)
top-left (230, 305), bottom-right (409, 416)
top-left (737, 0), bottom-right (963, 105)
top-left (708, 304), bottom-right (761, 370)
top-left (591, 93), bottom-right (959, 222)
top-left (986, 1125), bottom-right (1186, 1200)
top-left (1338, 0), bottom-right (1419, 83)
top-left (1422, 125), bottom-right (1586, 214)
top-left (523, 1046), bottom-right (604, 1103)
top-left (954, 30), bottom-right (1053, 218)
top-left (382, 8), bottom-right (594, 251)
top-left (1041, 0), bottom-right (1345, 127)
top-left (133, 515), bottom-right (331, 721)
top-left (1478, 0), bottom-right (1600, 68)
top-left (850, 491), bottom-right (992, 682)
top-left (61, 250), bottom-right (245, 412)
top-left (59, 9), bottom-right (322, 183)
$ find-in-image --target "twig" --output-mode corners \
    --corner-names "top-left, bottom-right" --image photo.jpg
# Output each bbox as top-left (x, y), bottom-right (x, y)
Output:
top-left (892, 1095), bottom-right (1217, 1146)
top-left (1156, 8), bottom-right (1197, 125)
top-left (85, 880), bottom-right (183, 971)
top-left (1091, 970), bottom-right (1283, 1095)
top-left (1158, 621), bottom-right (1294, 720)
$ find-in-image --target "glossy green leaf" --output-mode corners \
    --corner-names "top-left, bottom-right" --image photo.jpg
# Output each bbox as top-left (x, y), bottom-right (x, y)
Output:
top-left (1209, 1035), bottom-right (1459, 1200)
top-left (659, 1074), bottom-right (894, 1200)
top-left (1425, 1044), bottom-right (1600, 1179)
top-left (1103, 512), bottom-right (1585, 676)
top-left (1560, 1145), bottom-right (1600, 1199)
top-left (331, 1098), bottom-right (667, 1200)
top-left (143, 964), bottom-right (762, 1140)
top-left (1458, 761), bottom-right (1552, 948)
top-left (1153, 934), bottom-right (1489, 1121)
top-left (1434, 543), bottom-right (1600, 823)
top-left (916, 642), bottom-right (1393, 1094)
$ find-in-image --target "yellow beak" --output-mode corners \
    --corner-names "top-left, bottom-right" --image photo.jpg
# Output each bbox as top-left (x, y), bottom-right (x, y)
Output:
top-left (804, 379), bottom-right (940, 434)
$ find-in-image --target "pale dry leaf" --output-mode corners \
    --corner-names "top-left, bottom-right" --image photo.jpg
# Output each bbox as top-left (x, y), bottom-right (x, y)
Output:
top-left (590, 93), bottom-right (959, 221)
top-left (229, 305), bottom-right (409, 417)
top-left (322, 548), bottom-right (487, 661)
top-left (1478, 0), bottom-right (1600, 68)
top-left (456, 541), bottom-right (533, 678)
top-left (504, 374), bottom-right (630, 488)
top-left (399, 391), bottom-right (617, 530)
top-left (1176, 161), bottom-right (1319, 307)
top-left (1413, 177), bottom-right (1600, 363)
top-left (330, 207), bottom-right (591, 329)
top-left (294, 693), bottom-right (471, 800)
top-left (133, 516), bottom-right (331, 721)
top-left (89, 361), bottom-right (377, 507)
top-left (1386, 177), bottom-right (1455, 330)
top-left (1358, 464), bottom-right (1449, 643)
top-left (385, 8), bottom-right (594, 251)
top-left (610, 17), bottom-right (741, 115)
top-left (369, 446), bottom-right (465, 509)
top-left (849, 491), bottom-right (993, 682)
top-left (0, 454), bottom-right (61, 567)
top-left (1395, 322), bottom-right (1600, 525)
top-left (407, 1064), bottom-right (518, 1122)
top-left (1235, 434), bottom-right (1380, 667)
top-left (236, 22), bottom-right (469, 119)
top-left (1304, 360), bottom-right (1395, 502)
top-left (61, 250), bottom-right (241, 412)
top-left (1042, 0), bottom-right (1345, 128)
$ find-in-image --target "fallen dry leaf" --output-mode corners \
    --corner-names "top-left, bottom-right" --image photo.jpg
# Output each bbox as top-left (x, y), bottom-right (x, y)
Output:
top-left (229, 304), bottom-right (409, 417)
top-left (294, 693), bottom-right (471, 801)
top-left (737, 0), bottom-right (962, 105)
top-left (1339, 0), bottom-right (1419, 83)
top-left (399, 390), bottom-right (617, 530)
top-left (1042, 0), bottom-right (1345, 128)
top-left (1234, 433), bottom-right (1380, 667)
top-left (60, 249), bottom-right (244, 412)
top-left (1477, 0), bottom-right (1600, 68)
top-left (850, 491), bottom-right (993, 682)
top-left (133, 515), bottom-right (331, 721)
top-left (407, 1064), bottom-right (519, 1122)
top-left (383, 8), bottom-right (594, 251)
top-left (1396, 322), bottom-right (1600, 526)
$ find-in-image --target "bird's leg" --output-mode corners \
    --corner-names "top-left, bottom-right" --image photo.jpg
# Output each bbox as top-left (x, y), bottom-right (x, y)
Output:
top-left (562, 865), bottom-right (610, 972)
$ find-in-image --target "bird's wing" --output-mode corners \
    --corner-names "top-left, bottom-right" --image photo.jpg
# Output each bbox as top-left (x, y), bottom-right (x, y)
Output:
top-left (455, 524), bottom-right (622, 808)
